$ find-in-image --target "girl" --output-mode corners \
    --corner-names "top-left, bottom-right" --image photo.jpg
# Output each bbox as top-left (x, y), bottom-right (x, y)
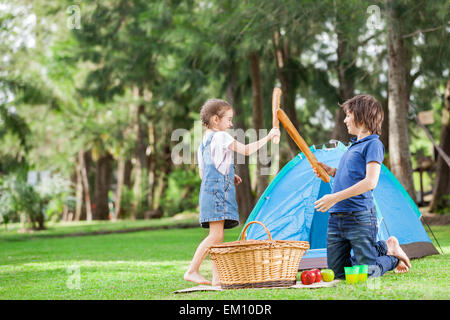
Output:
top-left (184, 98), bottom-right (280, 286)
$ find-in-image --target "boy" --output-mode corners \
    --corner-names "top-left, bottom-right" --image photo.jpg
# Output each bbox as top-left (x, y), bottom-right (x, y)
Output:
top-left (314, 94), bottom-right (411, 278)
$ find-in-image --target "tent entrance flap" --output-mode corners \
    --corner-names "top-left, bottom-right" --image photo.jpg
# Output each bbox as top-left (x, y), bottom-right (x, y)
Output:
top-left (309, 180), bottom-right (331, 249)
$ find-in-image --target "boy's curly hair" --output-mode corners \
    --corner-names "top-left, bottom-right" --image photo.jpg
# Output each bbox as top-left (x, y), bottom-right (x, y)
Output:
top-left (341, 94), bottom-right (384, 135)
top-left (200, 99), bottom-right (232, 128)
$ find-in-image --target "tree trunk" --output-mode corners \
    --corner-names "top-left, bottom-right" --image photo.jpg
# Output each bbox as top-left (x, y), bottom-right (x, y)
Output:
top-left (131, 86), bottom-right (149, 218)
top-left (332, 30), bottom-right (354, 143)
top-left (19, 213), bottom-right (26, 232)
top-left (149, 171), bottom-right (165, 219)
top-left (147, 120), bottom-right (156, 211)
top-left (93, 152), bottom-right (113, 220)
top-left (79, 150), bottom-right (92, 221)
top-left (386, 0), bottom-right (417, 202)
top-left (249, 51), bottom-right (268, 199)
top-left (380, 95), bottom-right (390, 155)
top-left (147, 141), bottom-right (170, 219)
top-left (36, 204), bottom-right (45, 230)
top-left (227, 61), bottom-right (255, 222)
top-left (113, 155), bottom-right (125, 220)
top-left (430, 78), bottom-right (450, 211)
top-left (115, 159), bottom-right (132, 218)
top-left (74, 153), bottom-right (83, 221)
top-left (123, 159), bottom-right (132, 188)
top-left (273, 30), bottom-right (301, 157)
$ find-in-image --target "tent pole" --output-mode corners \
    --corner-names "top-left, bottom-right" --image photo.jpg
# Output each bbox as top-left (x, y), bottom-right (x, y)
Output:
top-left (420, 215), bottom-right (444, 255)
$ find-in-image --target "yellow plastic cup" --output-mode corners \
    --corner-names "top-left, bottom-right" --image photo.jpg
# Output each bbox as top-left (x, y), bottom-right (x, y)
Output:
top-left (356, 265), bottom-right (369, 282)
top-left (344, 266), bottom-right (359, 284)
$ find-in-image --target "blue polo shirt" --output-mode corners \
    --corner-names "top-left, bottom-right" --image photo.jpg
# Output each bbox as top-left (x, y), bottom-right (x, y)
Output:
top-left (329, 134), bottom-right (385, 213)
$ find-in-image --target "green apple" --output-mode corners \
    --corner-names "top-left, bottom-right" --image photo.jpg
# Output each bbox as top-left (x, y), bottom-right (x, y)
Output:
top-left (321, 269), bottom-right (335, 282)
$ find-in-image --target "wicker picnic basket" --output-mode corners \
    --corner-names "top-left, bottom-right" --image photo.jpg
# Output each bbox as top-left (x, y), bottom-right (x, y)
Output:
top-left (208, 221), bottom-right (310, 289)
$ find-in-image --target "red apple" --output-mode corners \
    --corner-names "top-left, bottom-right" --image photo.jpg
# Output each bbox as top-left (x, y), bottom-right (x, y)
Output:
top-left (311, 269), bottom-right (321, 282)
top-left (300, 270), bottom-right (316, 285)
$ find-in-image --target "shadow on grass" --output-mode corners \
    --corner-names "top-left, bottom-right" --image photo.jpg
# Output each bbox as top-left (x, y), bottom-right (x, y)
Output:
top-left (0, 220), bottom-right (199, 242)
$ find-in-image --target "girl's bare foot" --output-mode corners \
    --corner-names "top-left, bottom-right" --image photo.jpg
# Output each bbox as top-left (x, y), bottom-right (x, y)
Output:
top-left (184, 271), bottom-right (212, 285)
top-left (211, 275), bottom-right (221, 287)
top-left (394, 260), bottom-right (409, 274)
top-left (386, 236), bottom-right (411, 269)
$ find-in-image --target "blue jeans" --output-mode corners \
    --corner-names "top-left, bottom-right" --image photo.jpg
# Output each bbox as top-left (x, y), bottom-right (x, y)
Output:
top-left (327, 208), bottom-right (399, 278)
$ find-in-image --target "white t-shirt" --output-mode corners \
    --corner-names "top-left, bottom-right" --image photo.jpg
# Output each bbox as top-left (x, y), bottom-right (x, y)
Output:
top-left (197, 130), bottom-right (235, 175)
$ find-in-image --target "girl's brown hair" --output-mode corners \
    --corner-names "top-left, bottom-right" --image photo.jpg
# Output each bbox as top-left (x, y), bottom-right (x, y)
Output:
top-left (200, 99), bottom-right (232, 128)
top-left (341, 94), bottom-right (384, 135)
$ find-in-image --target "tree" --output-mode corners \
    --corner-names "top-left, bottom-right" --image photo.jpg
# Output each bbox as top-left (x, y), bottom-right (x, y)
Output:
top-left (430, 78), bottom-right (450, 212)
top-left (249, 51), bottom-right (268, 198)
top-left (227, 59), bottom-right (255, 221)
top-left (386, 0), bottom-right (416, 201)
top-left (77, 150), bottom-right (92, 221)
top-left (93, 151), bottom-right (113, 220)
top-left (331, 0), bottom-right (377, 143)
top-left (72, 0), bottom-right (178, 218)
top-left (396, 0), bottom-right (450, 210)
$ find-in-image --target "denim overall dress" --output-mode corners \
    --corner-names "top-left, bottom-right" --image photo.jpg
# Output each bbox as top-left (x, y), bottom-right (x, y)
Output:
top-left (199, 132), bottom-right (239, 229)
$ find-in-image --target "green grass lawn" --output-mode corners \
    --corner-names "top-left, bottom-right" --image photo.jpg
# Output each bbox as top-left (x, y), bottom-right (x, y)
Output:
top-left (0, 221), bottom-right (449, 300)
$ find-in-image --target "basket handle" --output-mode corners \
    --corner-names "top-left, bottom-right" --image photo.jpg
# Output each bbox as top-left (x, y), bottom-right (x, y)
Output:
top-left (240, 221), bottom-right (273, 241)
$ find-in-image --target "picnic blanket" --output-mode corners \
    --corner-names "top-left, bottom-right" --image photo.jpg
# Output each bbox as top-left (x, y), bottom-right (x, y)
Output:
top-left (174, 280), bottom-right (340, 294)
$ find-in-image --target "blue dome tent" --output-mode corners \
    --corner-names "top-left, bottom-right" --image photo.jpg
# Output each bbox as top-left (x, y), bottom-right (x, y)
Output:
top-left (244, 142), bottom-right (439, 270)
